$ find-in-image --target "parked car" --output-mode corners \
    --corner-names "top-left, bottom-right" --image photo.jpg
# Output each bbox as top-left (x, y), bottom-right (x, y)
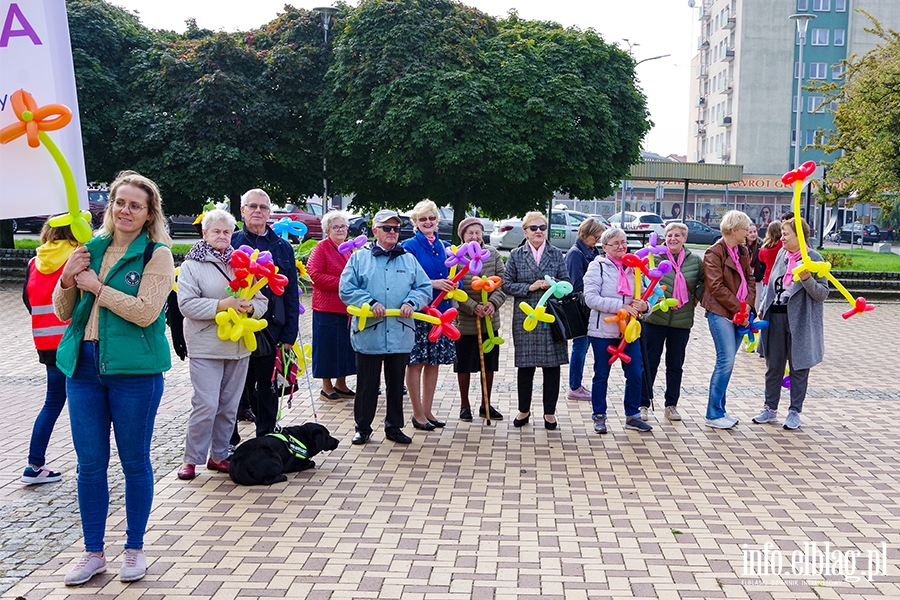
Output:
top-left (167, 214), bottom-right (201, 235)
top-left (490, 208), bottom-right (593, 251)
top-left (839, 223), bottom-right (880, 245)
top-left (607, 211), bottom-right (666, 237)
top-left (666, 219), bottom-right (722, 245)
top-left (88, 188), bottom-right (109, 226)
top-left (267, 202), bottom-right (323, 241)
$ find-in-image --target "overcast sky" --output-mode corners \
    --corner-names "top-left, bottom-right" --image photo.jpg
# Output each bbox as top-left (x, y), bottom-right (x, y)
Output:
top-left (111, 0), bottom-right (696, 156)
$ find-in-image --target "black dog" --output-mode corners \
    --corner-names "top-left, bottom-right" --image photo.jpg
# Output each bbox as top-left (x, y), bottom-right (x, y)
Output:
top-left (229, 423), bottom-right (339, 486)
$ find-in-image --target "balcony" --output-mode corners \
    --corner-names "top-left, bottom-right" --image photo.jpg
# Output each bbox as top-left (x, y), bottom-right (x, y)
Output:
top-left (719, 115), bottom-right (733, 127)
top-left (718, 145), bottom-right (731, 160)
top-left (697, 36), bottom-right (710, 50)
top-left (724, 15), bottom-right (736, 29)
top-left (722, 78), bottom-right (734, 94)
top-left (696, 127), bottom-right (707, 137)
top-left (697, 64), bottom-right (709, 79)
top-left (697, 95), bottom-right (707, 107)
top-left (723, 48), bottom-right (735, 61)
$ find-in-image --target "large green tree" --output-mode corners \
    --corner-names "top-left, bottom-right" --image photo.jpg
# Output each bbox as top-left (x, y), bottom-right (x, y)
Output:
top-left (812, 14), bottom-right (900, 212)
top-left (321, 0), bottom-right (650, 233)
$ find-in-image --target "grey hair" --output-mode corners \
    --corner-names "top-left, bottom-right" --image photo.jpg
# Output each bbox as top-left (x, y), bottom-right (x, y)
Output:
top-left (201, 208), bottom-right (236, 231)
top-left (241, 188), bottom-right (271, 206)
top-left (321, 209), bottom-right (351, 234)
top-left (719, 210), bottom-right (752, 236)
top-left (665, 221), bottom-right (689, 237)
top-left (599, 227), bottom-right (627, 246)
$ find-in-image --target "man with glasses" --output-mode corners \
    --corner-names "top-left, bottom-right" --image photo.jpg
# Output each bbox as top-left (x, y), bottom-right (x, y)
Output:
top-left (230, 189), bottom-right (300, 440)
top-left (339, 210), bottom-right (431, 445)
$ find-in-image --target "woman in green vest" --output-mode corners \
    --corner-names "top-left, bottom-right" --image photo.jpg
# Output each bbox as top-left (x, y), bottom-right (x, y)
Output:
top-left (54, 171), bottom-right (174, 586)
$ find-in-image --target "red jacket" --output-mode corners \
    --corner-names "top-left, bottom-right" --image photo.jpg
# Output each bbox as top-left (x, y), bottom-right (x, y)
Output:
top-left (307, 237), bottom-right (350, 313)
top-left (24, 258), bottom-right (70, 356)
top-left (757, 240), bottom-right (783, 285)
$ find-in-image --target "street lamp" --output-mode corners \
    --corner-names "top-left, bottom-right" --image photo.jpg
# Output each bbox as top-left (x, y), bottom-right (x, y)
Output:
top-left (314, 6), bottom-right (338, 43)
top-left (789, 13), bottom-right (816, 170)
top-left (636, 54), bottom-right (672, 66)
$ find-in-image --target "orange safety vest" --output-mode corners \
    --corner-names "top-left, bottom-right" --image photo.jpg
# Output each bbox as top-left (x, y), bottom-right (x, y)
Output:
top-left (26, 258), bottom-right (70, 351)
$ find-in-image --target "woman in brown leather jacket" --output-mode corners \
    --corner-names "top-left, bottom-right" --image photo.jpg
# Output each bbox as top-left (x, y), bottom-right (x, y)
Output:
top-left (701, 210), bottom-right (755, 429)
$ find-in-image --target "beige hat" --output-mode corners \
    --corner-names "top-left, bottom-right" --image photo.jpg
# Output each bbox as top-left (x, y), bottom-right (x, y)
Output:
top-left (457, 216), bottom-right (483, 239)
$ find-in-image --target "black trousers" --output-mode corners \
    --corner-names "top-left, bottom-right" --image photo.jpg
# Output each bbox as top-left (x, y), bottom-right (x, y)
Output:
top-left (640, 322), bottom-right (691, 407)
top-left (230, 351), bottom-right (278, 445)
top-left (517, 366), bottom-right (561, 415)
top-left (355, 352), bottom-right (409, 436)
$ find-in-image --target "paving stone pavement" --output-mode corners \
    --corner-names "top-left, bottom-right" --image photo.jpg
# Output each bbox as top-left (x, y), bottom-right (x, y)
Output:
top-left (1, 285), bottom-right (899, 599)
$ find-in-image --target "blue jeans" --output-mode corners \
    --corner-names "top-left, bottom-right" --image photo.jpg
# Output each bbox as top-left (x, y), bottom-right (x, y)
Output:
top-left (706, 312), bottom-right (742, 420)
top-left (28, 364), bottom-right (67, 467)
top-left (589, 337), bottom-right (642, 419)
top-left (569, 336), bottom-right (590, 390)
top-left (67, 342), bottom-right (163, 552)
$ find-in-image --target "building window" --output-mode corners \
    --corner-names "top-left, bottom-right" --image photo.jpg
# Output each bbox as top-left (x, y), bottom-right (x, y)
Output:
top-left (832, 64), bottom-right (845, 79)
top-left (793, 96), bottom-right (801, 113)
top-left (791, 130), bottom-right (797, 147)
top-left (811, 29), bottom-right (829, 45)
top-left (797, 0), bottom-right (809, 10)
top-left (834, 29), bottom-right (845, 46)
top-left (806, 129), bottom-right (820, 145)
top-left (809, 96), bottom-right (824, 113)
top-left (795, 62), bottom-right (804, 78)
top-left (835, 0), bottom-right (847, 11)
top-left (813, 0), bottom-right (830, 11)
top-left (829, 99), bottom-right (839, 111)
top-left (810, 62), bottom-right (828, 79)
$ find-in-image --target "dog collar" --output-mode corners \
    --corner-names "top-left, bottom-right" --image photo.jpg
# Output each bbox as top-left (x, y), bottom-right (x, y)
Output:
top-left (266, 432), bottom-right (309, 459)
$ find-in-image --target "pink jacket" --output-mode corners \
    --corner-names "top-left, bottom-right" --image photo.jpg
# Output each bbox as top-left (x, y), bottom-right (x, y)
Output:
top-left (307, 237), bottom-right (350, 314)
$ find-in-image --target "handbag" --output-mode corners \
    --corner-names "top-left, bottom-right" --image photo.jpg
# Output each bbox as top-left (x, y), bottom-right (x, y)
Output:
top-left (546, 292), bottom-right (590, 342)
top-left (252, 327), bottom-right (275, 357)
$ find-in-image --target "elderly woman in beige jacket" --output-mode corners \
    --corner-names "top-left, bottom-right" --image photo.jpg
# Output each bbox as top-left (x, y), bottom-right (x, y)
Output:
top-left (176, 210), bottom-right (267, 480)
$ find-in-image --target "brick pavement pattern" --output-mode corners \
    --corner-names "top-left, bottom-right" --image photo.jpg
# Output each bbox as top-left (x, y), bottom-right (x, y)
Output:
top-left (2, 286), bottom-right (899, 599)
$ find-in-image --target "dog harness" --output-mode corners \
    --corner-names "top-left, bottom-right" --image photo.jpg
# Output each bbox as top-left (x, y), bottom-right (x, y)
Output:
top-left (266, 432), bottom-right (309, 459)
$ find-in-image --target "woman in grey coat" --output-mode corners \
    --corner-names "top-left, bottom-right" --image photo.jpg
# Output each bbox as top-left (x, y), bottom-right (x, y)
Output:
top-left (751, 217), bottom-right (828, 430)
top-left (502, 211), bottom-right (569, 430)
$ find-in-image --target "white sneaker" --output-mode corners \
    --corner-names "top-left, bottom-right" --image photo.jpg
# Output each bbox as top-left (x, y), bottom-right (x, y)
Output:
top-left (64, 552), bottom-right (106, 586)
top-left (705, 416), bottom-right (737, 429)
top-left (639, 406), bottom-right (650, 421)
top-left (664, 406), bottom-right (682, 421)
top-left (566, 386), bottom-right (592, 401)
top-left (120, 549), bottom-right (147, 582)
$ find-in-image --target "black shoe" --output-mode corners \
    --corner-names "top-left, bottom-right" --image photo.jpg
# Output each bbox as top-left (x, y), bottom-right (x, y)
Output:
top-left (411, 418), bottom-right (436, 431)
top-left (334, 387), bottom-right (355, 398)
top-left (479, 405), bottom-right (504, 420)
top-left (428, 419), bottom-right (446, 428)
top-left (320, 389), bottom-right (341, 401)
top-left (544, 417), bottom-right (558, 430)
top-left (385, 429), bottom-right (412, 444)
top-left (513, 413), bottom-right (530, 428)
top-left (459, 407), bottom-right (473, 422)
top-left (237, 407), bottom-right (256, 422)
top-left (351, 432), bottom-right (371, 445)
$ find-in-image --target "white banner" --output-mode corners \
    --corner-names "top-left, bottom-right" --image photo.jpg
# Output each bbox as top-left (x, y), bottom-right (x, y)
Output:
top-left (0, 0), bottom-right (87, 220)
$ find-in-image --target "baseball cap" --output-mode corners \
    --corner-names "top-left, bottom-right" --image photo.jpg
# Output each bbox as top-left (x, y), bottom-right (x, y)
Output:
top-left (373, 209), bottom-right (401, 227)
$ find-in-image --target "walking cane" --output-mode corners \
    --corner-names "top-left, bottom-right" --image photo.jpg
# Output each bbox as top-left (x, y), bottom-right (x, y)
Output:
top-left (475, 315), bottom-right (491, 426)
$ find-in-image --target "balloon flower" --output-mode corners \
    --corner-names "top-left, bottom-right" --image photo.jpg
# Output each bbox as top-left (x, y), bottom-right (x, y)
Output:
top-left (518, 276), bottom-right (573, 331)
top-left (0, 90), bottom-right (92, 242)
top-left (338, 234), bottom-right (368, 254)
top-left (215, 246), bottom-right (287, 347)
top-left (471, 275), bottom-right (504, 352)
top-left (429, 242), bottom-right (482, 307)
top-left (271, 218), bottom-right (308, 241)
top-left (782, 367), bottom-right (791, 390)
top-left (782, 160), bottom-right (874, 319)
top-left (737, 311), bottom-right (769, 343)
top-left (346, 303), bottom-right (459, 341)
top-left (215, 308), bottom-right (268, 352)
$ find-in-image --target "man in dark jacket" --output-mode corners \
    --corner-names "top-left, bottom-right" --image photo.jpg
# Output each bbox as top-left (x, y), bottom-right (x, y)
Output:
top-left (231, 189), bottom-right (300, 439)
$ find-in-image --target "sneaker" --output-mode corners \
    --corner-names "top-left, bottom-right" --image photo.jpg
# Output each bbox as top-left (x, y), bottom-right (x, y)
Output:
top-left (664, 406), bottom-right (682, 421)
top-left (226, 444), bottom-right (236, 459)
top-left (567, 386), bottom-right (591, 401)
top-left (783, 409), bottom-right (801, 430)
top-left (478, 405), bottom-right (504, 420)
top-left (752, 406), bottom-right (778, 424)
top-left (459, 407), bottom-right (473, 422)
top-left (64, 552), bottom-right (106, 585)
top-left (639, 406), bottom-right (650, 421)
top-left (119, 549), bottom-right (147, 582)
top-left (21, 465), bottom-right (62, 484)
top-left (705, 416), bottom-right (737, 429)
top-left (724, 413), bottom-right (739, 426)
top-left (592, 414), bottom-right (607, 434)
top-left (625, 417), bottom-right (653, 432)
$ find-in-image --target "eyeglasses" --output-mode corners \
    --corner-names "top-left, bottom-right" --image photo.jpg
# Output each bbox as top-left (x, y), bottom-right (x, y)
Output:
top-left (604, 241), bottom-right (628, 248)
top-left (527, 224), bottom-right (547, 232)
top-left (331, 224), bottom-right (348, 231)
top-left (243, 203), bottom-right (271, 212)
top-left (113, 199), bottom-right (147, 213)
top-left (417, 215), bottom-right (437, 222)
top-left (378, 225), bottom-right (401, 233)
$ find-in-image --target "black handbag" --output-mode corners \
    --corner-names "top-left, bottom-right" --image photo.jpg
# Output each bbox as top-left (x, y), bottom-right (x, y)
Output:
top-left (252, 327), bottom-right (275, 357)
top-left (546, 292), bottom-right (590, 341)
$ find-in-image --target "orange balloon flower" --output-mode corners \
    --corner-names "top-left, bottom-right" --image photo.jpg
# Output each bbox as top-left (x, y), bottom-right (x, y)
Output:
top-left (0, 90), bottom-right (71, 149)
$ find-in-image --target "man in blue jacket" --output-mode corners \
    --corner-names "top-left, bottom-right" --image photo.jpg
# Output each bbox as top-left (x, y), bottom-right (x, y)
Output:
top-left (339, 210), bottom-right (431, 445)
top-left (231, 189), bottom-right (300, 439)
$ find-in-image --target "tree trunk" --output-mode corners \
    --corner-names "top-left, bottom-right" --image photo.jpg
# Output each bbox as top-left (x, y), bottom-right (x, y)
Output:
top-left (451, 192), bottom-right (468, 245)
top-left (0, 220), bottom-right (14, 249)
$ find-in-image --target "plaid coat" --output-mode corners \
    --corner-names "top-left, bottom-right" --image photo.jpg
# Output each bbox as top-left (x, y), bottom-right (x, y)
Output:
top-left (502, 243), bottom-right (570, 368)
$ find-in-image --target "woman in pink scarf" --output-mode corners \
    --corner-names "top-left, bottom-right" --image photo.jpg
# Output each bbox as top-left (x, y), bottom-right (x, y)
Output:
top-left (639, 222), bottom-right (705, 423)
top-left (700, 210), bottom-right (756, 429)
top-left (750, 218), bottom-right (828, 431)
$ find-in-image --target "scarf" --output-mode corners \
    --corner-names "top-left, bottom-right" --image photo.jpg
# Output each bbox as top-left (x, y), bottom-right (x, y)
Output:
top-left (185, 239), bottom-right (233, 264)
top-left (608, 256), bottom-right (632, 296)
top-left (782, 249), bottom-right (804, 289)
top-left (725, 243), bottom-right (748, 302)
top-left (666, 248), bottom-right (689, 308)
top-left (372, 244), bottom-right (406, 258)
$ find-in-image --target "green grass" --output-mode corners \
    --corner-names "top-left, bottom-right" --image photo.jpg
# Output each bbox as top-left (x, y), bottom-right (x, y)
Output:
top-left (171, 243), bottom-right (193, 255)
top-left (823, 248), bottom-right (900, 272)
